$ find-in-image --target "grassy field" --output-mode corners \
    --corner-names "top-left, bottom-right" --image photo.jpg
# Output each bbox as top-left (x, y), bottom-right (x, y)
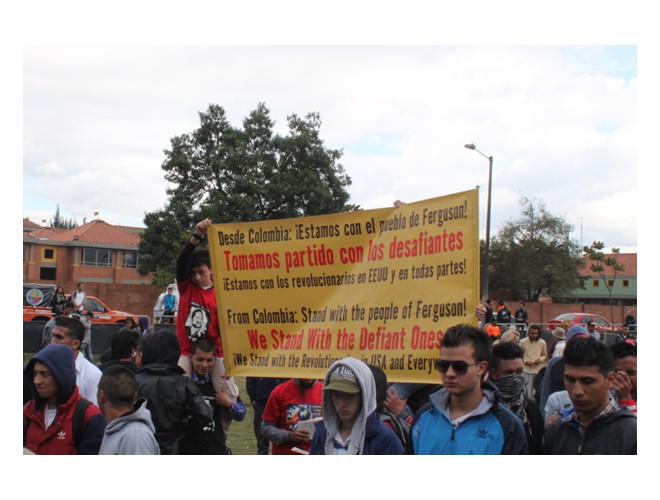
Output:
top-left (226, 376), bottom-right (258, 455)
top-left (24, 353), bottom-right (260, 455)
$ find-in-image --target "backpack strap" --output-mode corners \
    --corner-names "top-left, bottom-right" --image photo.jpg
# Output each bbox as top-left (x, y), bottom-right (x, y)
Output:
top-left (23, 398), bottom-right (92, 450)
top-left (23, 415), bottom-right (32, 447)
top-left (72, 398), bottom-right (92, 448)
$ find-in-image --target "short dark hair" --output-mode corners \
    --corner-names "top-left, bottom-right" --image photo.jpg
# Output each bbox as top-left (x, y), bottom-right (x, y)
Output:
top-left (55, 316), bottom-right (85, 343)
top-left (138, 330), bottom-right (180, 366)
top-left (527, 324), bottom-right (541, 335)
top-left (99, 365), bottom-right (137, 407)
top-left (367, 364), bottom-right (388, 413)
top-left (190, 338), bottom-right (216, 356)
top-left (609, 341), bottom-right (637, 361)
top-left (64, 301), bottom-right (75, 309)
top-left (563, 336), bottom-right (612, 375)
top-left (189, 247), bottom-right (212, 271)
top-left (111, 328), bottom-right (141, 359)
top-left (490, 342), bottom-right (524, 371)
top-left (441, 324), bottom-right (491, 364)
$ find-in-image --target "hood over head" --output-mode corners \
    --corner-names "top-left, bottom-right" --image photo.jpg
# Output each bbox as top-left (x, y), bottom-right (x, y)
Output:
top-left (24, 344), bottom-right (77, 407)
top-left (321, 357), bottom-right (376, 454)
top-left (139, 331), bottom-right (180, 366)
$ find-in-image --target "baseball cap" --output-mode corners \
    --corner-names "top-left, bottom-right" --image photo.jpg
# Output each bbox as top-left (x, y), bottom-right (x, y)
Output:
top-left (323, 365), bottom-right (360, 393)
top-left (566, 324), bottom-right (589, 341)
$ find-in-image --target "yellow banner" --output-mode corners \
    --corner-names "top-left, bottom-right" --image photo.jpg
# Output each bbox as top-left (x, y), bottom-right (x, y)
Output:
top-left (209, 189), bottom-right (479, 383)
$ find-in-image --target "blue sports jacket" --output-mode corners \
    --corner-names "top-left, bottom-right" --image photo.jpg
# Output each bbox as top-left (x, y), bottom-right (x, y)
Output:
top-left (410, 382), bottom-right (528, 455)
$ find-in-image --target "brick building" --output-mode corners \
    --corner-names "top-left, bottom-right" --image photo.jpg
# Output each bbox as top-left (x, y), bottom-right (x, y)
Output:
top-left (23, 218), bottom-right (161, 317)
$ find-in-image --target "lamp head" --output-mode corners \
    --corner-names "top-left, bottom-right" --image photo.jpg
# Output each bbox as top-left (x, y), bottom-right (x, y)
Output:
top-left (464, 143), bottom-right (476, 150)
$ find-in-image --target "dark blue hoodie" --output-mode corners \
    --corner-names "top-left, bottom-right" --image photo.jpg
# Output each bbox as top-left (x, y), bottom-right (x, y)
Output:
top-left (25, 344), bottom-right (77, 408)
top-left (24, 344), bottom-right (105, 454)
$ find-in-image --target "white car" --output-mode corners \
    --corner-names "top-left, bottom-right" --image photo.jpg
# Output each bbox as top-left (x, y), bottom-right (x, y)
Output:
top-left (153, 283), bottom-right (179, 324)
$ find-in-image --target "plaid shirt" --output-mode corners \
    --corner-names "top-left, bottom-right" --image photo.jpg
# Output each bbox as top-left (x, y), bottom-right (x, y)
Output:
top-left (563, 397), bottom-right (620, 453)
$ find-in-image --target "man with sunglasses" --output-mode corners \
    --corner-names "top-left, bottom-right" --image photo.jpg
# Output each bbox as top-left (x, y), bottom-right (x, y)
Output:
top-left (409, 324), bottom-right (528, 454)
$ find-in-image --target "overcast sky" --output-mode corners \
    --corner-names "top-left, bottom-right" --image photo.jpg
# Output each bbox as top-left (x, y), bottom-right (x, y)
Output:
top-left (23, 44), bottom-right (637, 252)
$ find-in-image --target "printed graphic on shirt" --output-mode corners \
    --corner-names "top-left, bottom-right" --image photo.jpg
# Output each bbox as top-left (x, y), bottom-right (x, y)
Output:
top-left (285, 403), bottom-right (323, 430)
top-left (185, 302), bottom-right (210, 341)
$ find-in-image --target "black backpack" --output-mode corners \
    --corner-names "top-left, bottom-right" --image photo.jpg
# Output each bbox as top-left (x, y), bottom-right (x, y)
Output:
top-left (379, 409), bottom-right (410, 449)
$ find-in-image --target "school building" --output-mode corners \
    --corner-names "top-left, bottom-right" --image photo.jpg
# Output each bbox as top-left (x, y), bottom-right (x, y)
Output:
top-left (23, 217), bottom-right (160, 317)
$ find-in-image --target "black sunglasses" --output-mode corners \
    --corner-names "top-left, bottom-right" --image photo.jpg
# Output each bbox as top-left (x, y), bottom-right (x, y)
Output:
top-left (435, 359), bottom-right (479, 375)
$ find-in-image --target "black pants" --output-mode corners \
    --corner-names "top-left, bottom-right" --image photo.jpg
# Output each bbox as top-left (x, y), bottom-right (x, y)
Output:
top-left (252, 402), bottom-right (270, 455)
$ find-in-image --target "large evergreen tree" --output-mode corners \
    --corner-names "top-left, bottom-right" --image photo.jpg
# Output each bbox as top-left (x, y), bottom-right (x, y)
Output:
top-left (488, 196), bottom-right (583, 301)
top-left (49, 204), bottom-right (78, 229)
top-left (138, 103), bottom-right (353, 285)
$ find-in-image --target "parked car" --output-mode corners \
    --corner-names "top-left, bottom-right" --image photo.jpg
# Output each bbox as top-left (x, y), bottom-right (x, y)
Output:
top-left (23, 283), bottom-right (139, 324)
top-left (153, 283), bottom-right (179, 324)
top-left (547, 312), bottom-right (622, 334)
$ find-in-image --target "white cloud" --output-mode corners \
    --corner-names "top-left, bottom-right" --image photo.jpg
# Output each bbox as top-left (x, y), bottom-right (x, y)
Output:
top-left (22, 45), bottom-right (636, 250)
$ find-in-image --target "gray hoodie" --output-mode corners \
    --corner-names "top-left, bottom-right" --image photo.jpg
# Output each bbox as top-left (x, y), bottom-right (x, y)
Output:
top-left (99, 399), bottom-right (160, 455)
top-left (320, 357), bottom-right (377, 455)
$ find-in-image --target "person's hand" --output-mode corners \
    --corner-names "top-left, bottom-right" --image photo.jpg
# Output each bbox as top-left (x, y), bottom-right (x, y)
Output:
top-left (611, 371), bottom-right (633, 402)
top-left (215, 388), bottom-right (233, 408)
top-left (195, 218), bottom-right (212, 237)
top-left (474, 304), bottom-right (487, 322)
top-left (289, 429), bottom-right (312, 443)
top-left (384, 386), bottom-right (407, 416)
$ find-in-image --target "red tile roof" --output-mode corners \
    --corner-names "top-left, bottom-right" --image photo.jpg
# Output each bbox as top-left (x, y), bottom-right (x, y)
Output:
top-left (23, 218), bottom-right (42, 229)
top-left (579, 253), bottom-right (637, 277)
top-left (24, 220), bottom-right (141, 246)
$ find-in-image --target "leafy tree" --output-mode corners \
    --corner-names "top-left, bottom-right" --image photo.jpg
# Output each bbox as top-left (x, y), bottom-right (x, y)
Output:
top-left (49, 204), bottom-right (78, 229)
top-left (582, 241), bottom-right (625, 324)
top-left (138, 103), bottom-right (353, 283)
top-left (488, 196), bottom-right (583, 301)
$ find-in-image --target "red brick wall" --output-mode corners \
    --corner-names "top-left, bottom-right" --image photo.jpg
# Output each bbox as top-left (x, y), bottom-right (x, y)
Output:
top-left (520, 302), bottom-right (636, 327)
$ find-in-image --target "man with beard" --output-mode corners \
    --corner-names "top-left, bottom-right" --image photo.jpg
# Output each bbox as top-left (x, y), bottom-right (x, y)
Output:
top-left (261, 378), bottom-right (323, 455)
top-left (490, 342), bottom-right (543, 454)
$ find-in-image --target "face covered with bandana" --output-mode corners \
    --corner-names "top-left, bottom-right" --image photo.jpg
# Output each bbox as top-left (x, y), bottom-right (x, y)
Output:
top-left (490, 357), bottom-right (528, 422)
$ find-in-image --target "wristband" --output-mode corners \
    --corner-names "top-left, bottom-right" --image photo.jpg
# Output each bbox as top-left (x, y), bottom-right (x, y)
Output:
top-left (191, 232), bottom-right (204, 242)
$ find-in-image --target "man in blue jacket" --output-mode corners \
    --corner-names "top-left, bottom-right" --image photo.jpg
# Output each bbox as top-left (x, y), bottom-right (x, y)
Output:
top-left (410, 324), bottom-right (528, 454)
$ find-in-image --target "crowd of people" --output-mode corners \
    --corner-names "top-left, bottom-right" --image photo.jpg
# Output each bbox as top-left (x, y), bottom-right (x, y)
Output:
top-left (23, 219), bottom-right (637, 455)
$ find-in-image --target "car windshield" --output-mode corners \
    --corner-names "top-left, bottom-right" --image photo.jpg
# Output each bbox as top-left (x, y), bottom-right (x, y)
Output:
top-left (555, 313), bottom-right (577, 321)
top-left (83, 299), bottom-right (106, 313)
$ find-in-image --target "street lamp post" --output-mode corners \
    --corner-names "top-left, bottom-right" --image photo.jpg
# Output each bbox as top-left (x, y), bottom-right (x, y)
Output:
top-left (464, 143), bottom-right (493, 300)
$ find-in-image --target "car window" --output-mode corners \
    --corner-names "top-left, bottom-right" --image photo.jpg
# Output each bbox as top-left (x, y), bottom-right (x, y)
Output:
top-left (594, 317), bottom-right (608, 326)
top-left (580, 316), bottom-right (592, 324)
top-left (84, 298), bottom-right (107, 313)
top-left (556, 313), bottom-right (576, 321)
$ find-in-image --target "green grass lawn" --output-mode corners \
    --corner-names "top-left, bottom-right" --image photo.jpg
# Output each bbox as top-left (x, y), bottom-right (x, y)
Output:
top-left (227, 376), bottom-right (258, 455)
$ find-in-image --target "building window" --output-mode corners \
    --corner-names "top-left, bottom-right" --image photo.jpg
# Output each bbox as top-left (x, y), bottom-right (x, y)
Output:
top-left (607, 279), bottom-right (615, 287)
top-left (123, 250), bottom-right (139, 268)
top-left (592, 279), bottom-right (600, 287)
top-left (42, 247), bottom-right (57, 262)
top-left (82, 248), bottom-right (112, 267)
top-left (40, 267), bottom-right (57, 280)
top-left (623, 279), bottom-right (630, 288)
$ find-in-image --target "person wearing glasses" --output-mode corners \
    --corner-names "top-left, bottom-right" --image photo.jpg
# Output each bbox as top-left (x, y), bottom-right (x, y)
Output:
top-left (409, 324), bottom-right (528, 454)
